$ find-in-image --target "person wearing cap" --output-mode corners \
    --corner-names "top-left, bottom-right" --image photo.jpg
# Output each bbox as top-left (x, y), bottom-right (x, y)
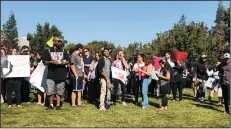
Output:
top-left (70, 44), bottom-right (84, 108)
top-left (96, 47), bottom-right (112, 111)
top-left (193, 54), bottom-right (209, 101)
top-left (42, 34), bottom-right (70, 111)
top-left (219, 53), bottom-right (230, 114)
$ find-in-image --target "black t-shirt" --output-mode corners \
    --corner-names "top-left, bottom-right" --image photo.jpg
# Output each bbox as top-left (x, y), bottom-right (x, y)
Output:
top-left (196, 63), bottom-right (207, 80)
top-left (83, 56), bottom-right (93, 75)
top-left (42, 47), bottom-right (70, 81)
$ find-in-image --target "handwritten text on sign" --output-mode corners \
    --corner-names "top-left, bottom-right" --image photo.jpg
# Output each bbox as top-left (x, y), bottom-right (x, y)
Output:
top-left (2, 55), bottom-right (30, 78)
top-left (111, 67), bottom-right (127, 84)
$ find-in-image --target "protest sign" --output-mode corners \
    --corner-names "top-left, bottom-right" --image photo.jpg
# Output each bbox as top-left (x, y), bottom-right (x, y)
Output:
top-left (174, 51), bottom-right (188, 62)
top-left (111, 67), bottom-right (127, 84)
top-left (205, 77), bottom-right (216, 88)
top-left (29, 61), bottom-right (48, 92)
top-left (153, 57), bottom-right (162, 69)
top-left (2, 55), bottom-right (30, 78)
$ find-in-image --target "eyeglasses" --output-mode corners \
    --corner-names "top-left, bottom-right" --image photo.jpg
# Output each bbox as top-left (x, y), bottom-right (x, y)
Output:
top-left (84, 51), bottom-right (88, 52)
top-left (55, 40), bottom-right (62, 43)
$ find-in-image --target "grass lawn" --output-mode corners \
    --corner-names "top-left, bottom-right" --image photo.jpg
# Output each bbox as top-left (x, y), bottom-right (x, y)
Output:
top-left (1, 88), bottom-right (230, 128)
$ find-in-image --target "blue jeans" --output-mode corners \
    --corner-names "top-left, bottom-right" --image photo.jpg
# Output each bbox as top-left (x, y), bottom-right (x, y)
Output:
top-left (142, 77), bottom-right (152, 107)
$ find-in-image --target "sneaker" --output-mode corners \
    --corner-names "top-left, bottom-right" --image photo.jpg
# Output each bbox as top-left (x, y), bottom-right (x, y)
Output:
top-left (45, 105), bottom-right (54, 110)
top-left (173, 99), bottom-right (176, 102)
top-left (122, 101), bottom-right (127, 106)
top-left (142, 106), bottom-right (147, 109)
top-left (56, 106), bottom-right (61, 111)
top-left (99, 106), bottom-right (107, 111)
top-left (8, 105), bottom-right (12, 108)
top-left (17, 105), bottom-right (22, 107)
top-left (72, 105), bottom-right (78, 108)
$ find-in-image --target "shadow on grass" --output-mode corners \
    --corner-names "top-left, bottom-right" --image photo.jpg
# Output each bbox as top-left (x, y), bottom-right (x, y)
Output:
top-left (190, 103), bottom-right (224, 113)
top-left (149, 102), bottom-right (160, 108)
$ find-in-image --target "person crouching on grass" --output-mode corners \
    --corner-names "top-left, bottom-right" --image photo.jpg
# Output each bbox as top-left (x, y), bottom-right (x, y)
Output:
top-left (70, 44), bottom-right (84, 108)
top-left (138, 53), bottom-right (153, 109)
top-left (157, 59), bottom-right (171, 110)
top-left (42, 34), bottom-right (70, 111)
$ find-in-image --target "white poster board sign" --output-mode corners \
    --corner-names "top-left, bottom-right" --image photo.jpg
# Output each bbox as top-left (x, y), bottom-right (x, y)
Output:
top-left (29, 61), bottom-right (48, 92)
top-left (2, 55), bottom-right (30, 78)
top-left (111, 67), bottom-right (127, 84)
top-left (205, 77), bottom-right (216, 89)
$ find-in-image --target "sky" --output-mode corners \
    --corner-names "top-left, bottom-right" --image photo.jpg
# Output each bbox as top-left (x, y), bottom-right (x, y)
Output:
top-left (1, 1), bottom-right (230, 47)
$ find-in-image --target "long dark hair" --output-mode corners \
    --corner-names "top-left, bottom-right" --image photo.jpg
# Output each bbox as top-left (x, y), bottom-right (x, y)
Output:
top-left (159, 59), bottom-right (171, 70)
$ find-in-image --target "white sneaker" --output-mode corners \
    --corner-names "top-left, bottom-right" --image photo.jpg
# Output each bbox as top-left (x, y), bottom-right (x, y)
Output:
top-left (122, 101), bottom-right (127, 106)
top-left (99, 106), bottom-right (107, 111)
top-left (17, 105), bottom-right (22, 107)
top-left (8, 105), bottom-right (12, 108)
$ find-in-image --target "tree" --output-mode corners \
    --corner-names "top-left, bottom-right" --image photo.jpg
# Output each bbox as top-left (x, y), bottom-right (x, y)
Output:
top-left (65, 43), bottom-right (76, 52)
top-left (2, 10), bottom-right (18, 47)
top-left (28, 23), bottom-right (68, 51)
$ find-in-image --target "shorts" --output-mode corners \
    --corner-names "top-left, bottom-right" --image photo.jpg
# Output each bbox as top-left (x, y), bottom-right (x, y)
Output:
top-left (72, 77), bottom-right (84, 92)
top-left (46, 79), bottom-right (65, 96)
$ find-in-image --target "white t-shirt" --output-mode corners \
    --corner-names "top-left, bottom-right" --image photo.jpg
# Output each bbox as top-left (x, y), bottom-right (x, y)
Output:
top-left (134, 62), bottom-right (145, 76)
top-left (167, 58), bottom-right (175, 68)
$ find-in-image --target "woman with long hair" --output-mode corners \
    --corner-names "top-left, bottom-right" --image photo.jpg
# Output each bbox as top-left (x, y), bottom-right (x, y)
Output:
top-left (88, 52), bottom-right (101, 105)
top-left (36, 52), bottom-right (47, 105)
top-left (5, 48), bottom-right (22, 107)
top-left (157, 59), bottom-right (171, 110)
top-left (138, 54), bottom-right (153, 109)
top-left (132, 54), bottom-right (145, 106)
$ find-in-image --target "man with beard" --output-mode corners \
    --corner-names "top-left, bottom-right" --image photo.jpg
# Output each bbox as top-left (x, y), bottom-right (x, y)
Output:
top-left (42, 34), bottom-right (70, 111)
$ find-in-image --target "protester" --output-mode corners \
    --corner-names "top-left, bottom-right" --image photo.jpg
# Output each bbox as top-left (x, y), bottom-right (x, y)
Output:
top-left (172, 60), bottom-right (184, 102)
top-left (5, 48), bottom-right (22, 107)
top-left (219, 53), bottom-right (230, 114)
top-left (70, 44), bottom-right (84, 108)
top-left (132, 54), bottom-right (145, 106)
top-left (88, 52), bottom-right (101, 105)
top-left (194, 55), bottom-right (208, 101)
top-left (157, 59), bottom-right (171, 110)
top-left (96, 47), bottom-right (112, 111)
top-left (1, 47), bottom-right (7, 103)
top-left (139, 54), bottom-right (153, 109)
top-left (83, 48), bottom-right (93, 100)
top-left (19, 46), bottom-right (31, 103)
top-left (42, 34), bottom-right (70, 110)
top-left (112, 50), bottom-right (129, 106)
top-left (165, 52), bottom-right (175, 96)
top-left (36, 52), bottom-right (46, 105)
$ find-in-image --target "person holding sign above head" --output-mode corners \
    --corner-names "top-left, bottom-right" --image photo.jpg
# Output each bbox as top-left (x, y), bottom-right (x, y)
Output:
top-left (111, 49), bottom-right (129, 106)
top-left (42, 34), bottom-right (70, 111)
top-left (138, 53), bottom-right (153, 109)
top-left (5, 48), bottom-right (22, 108)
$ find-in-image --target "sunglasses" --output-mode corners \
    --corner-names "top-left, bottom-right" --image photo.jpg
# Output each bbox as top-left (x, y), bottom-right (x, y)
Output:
top-left (55, 40), bottom-right (62, 43)
top-left (84, 51), bottom-right (88, 52)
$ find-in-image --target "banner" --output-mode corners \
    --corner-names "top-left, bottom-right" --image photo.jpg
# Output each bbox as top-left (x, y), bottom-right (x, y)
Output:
top-left (1, 55), bottom-right (30, 78)
top-left (111, 67), bottom-right (127, 84)
top-left (29, 61), bottom-right (48, 92)
top-left (153, 57), bottom-right (162, 69)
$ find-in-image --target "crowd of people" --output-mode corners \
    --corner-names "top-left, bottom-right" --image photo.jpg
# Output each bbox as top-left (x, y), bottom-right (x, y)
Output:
top-left (1, 34), bottom-right (230, 114)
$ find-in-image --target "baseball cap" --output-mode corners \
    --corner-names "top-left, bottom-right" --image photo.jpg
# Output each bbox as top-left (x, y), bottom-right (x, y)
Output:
top-left (224, 53), bottom-right (230, 59)
top-left (101, 47), bottom-right (112, 52)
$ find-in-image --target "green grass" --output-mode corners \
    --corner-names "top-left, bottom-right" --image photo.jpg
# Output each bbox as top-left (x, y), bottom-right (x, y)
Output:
top-left (1, 88), bottom-right (230, 128)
